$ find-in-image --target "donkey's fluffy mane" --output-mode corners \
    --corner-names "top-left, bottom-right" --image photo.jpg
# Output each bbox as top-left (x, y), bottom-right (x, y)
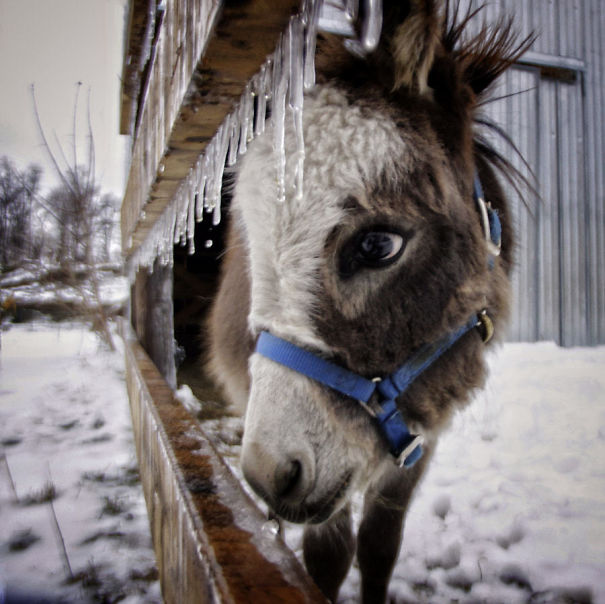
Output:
top-left (316, 2), bottom-right (534, 96)
top-left (442, 1), bottom-right (534, 95)
top-left (443, 1), bottom-right (537, 201)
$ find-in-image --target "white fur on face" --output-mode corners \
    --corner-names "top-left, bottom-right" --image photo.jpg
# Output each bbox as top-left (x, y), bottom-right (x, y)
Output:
top-left (233, 85), bottom-right (415, 350)
top-left (234, 86), bottom-right (421, 511)
top-left (242, 354), bottom-right (386, 504)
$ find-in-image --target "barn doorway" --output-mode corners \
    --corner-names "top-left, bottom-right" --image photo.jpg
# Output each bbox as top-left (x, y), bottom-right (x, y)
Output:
top-left (172, 184), bottom-right (232, 418)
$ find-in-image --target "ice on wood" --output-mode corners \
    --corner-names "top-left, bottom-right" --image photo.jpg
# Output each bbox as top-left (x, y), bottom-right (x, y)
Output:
top-left (253, 64), bottom-right (270, 137)
top-left (289, 16), bottom-right (306, 202)
top-left (272, 32), bottom-right (287, 203)
top-left (128, 0), bottom-right (378, 278)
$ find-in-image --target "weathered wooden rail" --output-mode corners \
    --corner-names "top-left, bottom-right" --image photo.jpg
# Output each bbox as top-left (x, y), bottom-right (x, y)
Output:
top-left (123, 325), bottom-right (325, 602)
top-left (120, 1), bottom-right (328, 600)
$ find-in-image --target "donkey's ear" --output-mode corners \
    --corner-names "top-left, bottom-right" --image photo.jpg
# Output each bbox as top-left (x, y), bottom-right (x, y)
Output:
top-left (383, 0), bottom-right (442, 94)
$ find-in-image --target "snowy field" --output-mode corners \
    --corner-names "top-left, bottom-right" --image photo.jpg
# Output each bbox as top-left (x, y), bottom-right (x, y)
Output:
top-left (0, 325), bottom-right (160, 603)
top-left (1, 323), bottom-right (604, 603)
top-left (338, 341), bottom-right (605, 603)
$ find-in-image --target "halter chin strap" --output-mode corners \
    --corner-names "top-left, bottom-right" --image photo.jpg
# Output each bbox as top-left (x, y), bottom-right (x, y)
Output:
top-left (255, 174), bottom-right (501, 468)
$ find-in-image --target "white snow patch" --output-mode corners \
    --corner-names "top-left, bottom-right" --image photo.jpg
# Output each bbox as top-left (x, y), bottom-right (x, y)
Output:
top-left (175, 384), bottom-right (202, 416)
top-left (0, 324), bottom-right (160, 603)
top-left (384, 342), bottom-right (605, 603)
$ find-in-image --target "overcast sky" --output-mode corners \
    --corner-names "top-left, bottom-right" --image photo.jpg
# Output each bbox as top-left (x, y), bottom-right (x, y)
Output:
top-left (0, 0), bottom-right (128, 196)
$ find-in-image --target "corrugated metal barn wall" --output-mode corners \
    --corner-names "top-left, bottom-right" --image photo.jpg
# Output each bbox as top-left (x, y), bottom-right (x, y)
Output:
top-left (455, 0), bottom-right (605, 346)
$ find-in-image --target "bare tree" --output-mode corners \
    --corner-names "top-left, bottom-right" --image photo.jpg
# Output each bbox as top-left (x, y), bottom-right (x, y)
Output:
top-left (0, 157), bottom-right (41, 269)
top-left (32, 84), bottom-right (118, 349)
top-left (44, 167), bottom-right (117, 267)
top-left (98, 193), bottom-right (119, 263)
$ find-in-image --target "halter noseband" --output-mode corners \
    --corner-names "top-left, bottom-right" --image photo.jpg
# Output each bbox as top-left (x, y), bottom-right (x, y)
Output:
top-left (255, 175), bottom-right (501, 468)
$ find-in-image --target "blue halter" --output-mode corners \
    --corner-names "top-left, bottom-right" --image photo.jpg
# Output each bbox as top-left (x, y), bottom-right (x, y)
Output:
top-left (254, 175), bottom-right (501, 468)
top-left (255, 312), bottom-right (489, 467)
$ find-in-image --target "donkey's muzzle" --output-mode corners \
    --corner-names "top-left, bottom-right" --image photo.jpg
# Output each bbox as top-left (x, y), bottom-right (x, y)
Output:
top-left (241, 440), bottom-right (316, 515)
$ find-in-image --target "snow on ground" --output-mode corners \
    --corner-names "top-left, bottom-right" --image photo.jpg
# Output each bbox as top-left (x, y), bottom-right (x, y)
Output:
top-left (0, 324), bottom-right (160, 603)
top-left (337, 342), bottom-right (605, 603)
top-left (0, 264), bottom-right (129, 320)
top-left (1, 323), bottom-right (604, 603)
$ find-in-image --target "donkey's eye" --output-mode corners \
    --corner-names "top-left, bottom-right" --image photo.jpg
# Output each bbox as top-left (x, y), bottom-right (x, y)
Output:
top-left (358, 232), bottom-right (403, 262)
top-left (340, 229), bottom-right (406, 277)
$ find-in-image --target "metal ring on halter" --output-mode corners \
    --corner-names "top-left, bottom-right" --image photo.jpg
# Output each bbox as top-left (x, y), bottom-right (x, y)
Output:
top-left (357, 377), bottom-right (383, 418)
top-left (476, 310), bottom-right (495, 344)
top-left (475, 193), bottom-right (501, 257)
top-left (395, 434), bottom-right (425, 468)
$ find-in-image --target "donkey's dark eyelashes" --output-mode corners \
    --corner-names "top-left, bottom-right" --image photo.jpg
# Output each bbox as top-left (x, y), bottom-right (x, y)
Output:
top-left (339, 228), bottom-right (408, 278)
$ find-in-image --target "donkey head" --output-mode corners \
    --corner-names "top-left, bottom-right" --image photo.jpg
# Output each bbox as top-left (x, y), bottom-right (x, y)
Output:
top-left (232, 0), bottom-right (526, 524)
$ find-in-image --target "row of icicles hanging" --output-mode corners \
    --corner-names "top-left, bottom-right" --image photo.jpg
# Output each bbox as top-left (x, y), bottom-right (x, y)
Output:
top-left (128, 0), bottom-right (383, 276)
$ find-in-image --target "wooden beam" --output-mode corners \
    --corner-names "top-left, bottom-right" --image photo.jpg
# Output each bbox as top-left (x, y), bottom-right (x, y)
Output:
top-left (123, 325), bottom-right (326, 603)
top-left (121, 0), bottom-right (300, 257)
top-left (132, 261), bottom-right (177, 388)
top-left (120, 0), bottom-right (154, 136)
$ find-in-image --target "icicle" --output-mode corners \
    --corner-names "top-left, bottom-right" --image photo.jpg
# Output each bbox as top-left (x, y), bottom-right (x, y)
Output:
top-left (194, 156), bottom-right (206, 222)
top-left (253, 63), bottom-right (269, 136)
top-left (345, 0), bottom-right (358, 22)
top-left (245, 85), bottom-right (255, 144)
top-left (179, 186), bottom-right (189, 245)
top-left (238, 82), bottom-right (252, 157)
top-left (227, 113), bottom-right (240, 166)
top-left (166, 206), bottom-right (176, 266)
top-left (210, 120), bottom-right (231, 226)
top-left (127, 193), bottom-right (179, 278)
top-left (289, 17), bottom-right (305, 111)
top-left (173, 190), bottom-right (182, 245)
top-left (289, 16), bottom-right (305, 202)
top-left (159, 209), bottom-right (171, 266)
top-left (202, 137), bottom-right (217, 214)
top-left (304, 0), bottom-right (322, 89)
top-left (198, 153), bottom-right (211, 227)
top-left (180, 186), bottom-right (190, 244)
top-left (179, 193), bottom-right (187, 246)
top-left (187, 172), bottom-right (196, 254)
top-left (237, 101), bottom-right (247, 157)
top-left (360, 0), bottom-right (382, 52)
top-left (202, 114), bottom-right (231, 227)
top-left (211, 206), bottom-right (221, 228)
top-left (208, 126), bottom-right (223, 209)
top-left (272, 34), bottom-right (287, 203)
top-left (251, 72), bottom-right (262, 136)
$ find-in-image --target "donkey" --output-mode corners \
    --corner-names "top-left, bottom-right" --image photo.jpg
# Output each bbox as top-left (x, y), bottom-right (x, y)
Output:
top-left (207, 1), bottom-right (531, 601)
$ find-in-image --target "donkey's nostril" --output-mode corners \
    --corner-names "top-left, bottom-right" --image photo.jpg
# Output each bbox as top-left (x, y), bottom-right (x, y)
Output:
top-left (274, 459), bottom-right (302, 499)
top-left (241, 440), bottom-right (315, 508)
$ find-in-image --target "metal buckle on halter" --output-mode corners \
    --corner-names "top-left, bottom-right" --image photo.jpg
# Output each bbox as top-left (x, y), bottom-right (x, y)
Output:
top-left (395, 434), bottom-right (425, 468)
top-left (476, 310), bottom-right (495, 344)
top-left (357, 377), bottom-right (382, 418)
